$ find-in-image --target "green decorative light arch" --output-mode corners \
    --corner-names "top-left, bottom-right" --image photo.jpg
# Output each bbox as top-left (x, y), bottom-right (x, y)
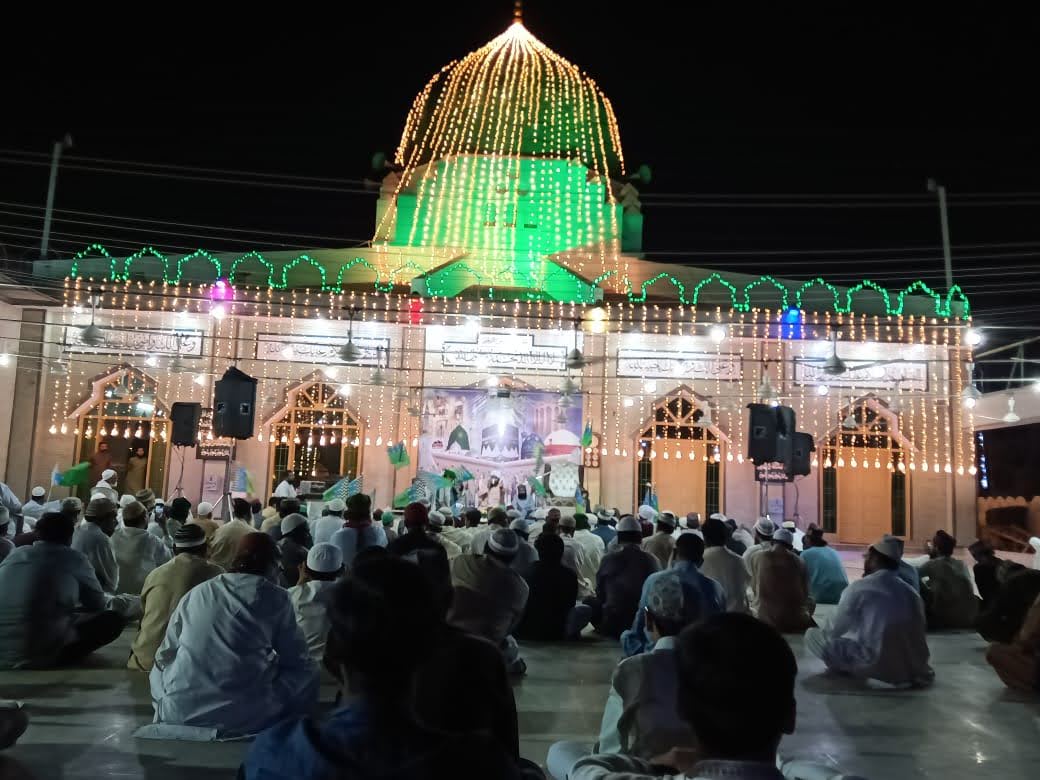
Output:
top-left (60, 243), bottom-right (971, 318)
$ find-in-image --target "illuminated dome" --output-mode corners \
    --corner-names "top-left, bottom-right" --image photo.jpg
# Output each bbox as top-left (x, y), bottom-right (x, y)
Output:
top-left (395, 20), bottom-right (625, 178)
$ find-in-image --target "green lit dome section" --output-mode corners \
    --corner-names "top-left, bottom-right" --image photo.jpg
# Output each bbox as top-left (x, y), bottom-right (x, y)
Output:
top-left (373, 20), bottom-right (631, 298)
top-left (395, 22), bottom-right (625, 178)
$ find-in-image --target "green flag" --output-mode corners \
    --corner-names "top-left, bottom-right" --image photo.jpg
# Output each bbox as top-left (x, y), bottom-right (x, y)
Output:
top-left (59, 462), bottom-right (91, 487)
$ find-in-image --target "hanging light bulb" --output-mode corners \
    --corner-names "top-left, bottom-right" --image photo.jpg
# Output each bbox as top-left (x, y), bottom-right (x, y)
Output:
top-left (621, 448), bottom-right (628, 457)
top-left (48, 424), bottom-right (57, 435)
top-left (933, 463), bottom-right (940, 473)
top-left (811, 456), bottom-right (819, 467)
top-left (850, 456), bottom-right (858, 468)
top-left (306, 435), bottom-right (314, 446)
top-left (737, 454), bottom-right (744, 464)
top-left (968, 465), bottom-right (977, 475)
top-left (957, 465), bottom-right (964, 475)
top-left (364, 436), bottom-right (371, 446)
top-left (824, 455), bottom-right (832, 468)
top-left (149, 428), bottom-right (156, 439)
top-left (726, 451), bottom-right (733, 462)
top-left (614, 447), bottom-right (620, 456)
top-left (294, 434), bottom-right (301, 445)
top-left (944, 463), bottom-right (952, 474)
top-left (124, 426), bottom-right (132, 439)
top-left (909, 461), bottom-right (916, 471)
top-left (329, 433), bottom-right (336, 444)
top-left (319, 434), bottom-right (326, 446)
top-left (60, 423), bottom-right (67, 435)
top-left (663, 451), bottom-right (669, 460)
top-left (352, 437), bottom-right (361, 447)
top-left (206, 431), bottom-right (214, 441)
top-left (135, 426), bottom-right (144, 439)
top-left (159, 428), bottom-right (167, 442)
top-left (281, 432), bottom-right (288, 444)
top-left (650, 450), bottom-right (657, 460)
top-left (874, 457), bottom-right (881, 469)
top-left (98, 425), bottom-right (106, 438)
top-left (837, 456), bottom-right (845, 468)
top-left (411, 437), bottom-right (418, 447)
top-left (375, 436), bottom-right (383, 446)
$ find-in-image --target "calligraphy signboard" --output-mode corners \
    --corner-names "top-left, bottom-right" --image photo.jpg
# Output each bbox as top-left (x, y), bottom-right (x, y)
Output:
top-left (616, 349), bottom-right (742, 380)
top-left (441, 332), bottom-right (568, 372)
top-left (254, 333), bottom-right (389, 367)
top-left (65, 327), bottom-right (204, 357)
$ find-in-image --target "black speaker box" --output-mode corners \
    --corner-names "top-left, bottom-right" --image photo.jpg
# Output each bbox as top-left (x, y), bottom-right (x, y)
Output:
top-left (213, 366), bottom-right (257, 440)
top-left (747, 403), bottom-right (797, 466)
top-left (170, 402), bottom-right (202, 447)
top-left (788, 431), bottom-right (816, 477)
top-left (775, 405), bottom-right (796, 467)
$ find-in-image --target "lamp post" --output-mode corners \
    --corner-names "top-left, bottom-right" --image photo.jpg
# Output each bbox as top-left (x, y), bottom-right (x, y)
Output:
top-left (926, 178), bottom-right (954, 291)
top-left (40, 133), bottom-right (74, 261)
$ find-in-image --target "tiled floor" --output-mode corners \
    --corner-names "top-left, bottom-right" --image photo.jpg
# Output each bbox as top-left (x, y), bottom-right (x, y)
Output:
top-left (1, 557), bottom-right (1039, 778)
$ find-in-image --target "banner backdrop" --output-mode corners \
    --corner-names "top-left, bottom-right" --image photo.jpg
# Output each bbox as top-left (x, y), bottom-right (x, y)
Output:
top-left (419, 387), bottom-right (583, 506)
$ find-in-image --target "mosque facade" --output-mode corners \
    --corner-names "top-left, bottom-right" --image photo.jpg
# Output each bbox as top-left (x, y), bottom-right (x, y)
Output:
top-left (5, 19), bottom-right (975, 543)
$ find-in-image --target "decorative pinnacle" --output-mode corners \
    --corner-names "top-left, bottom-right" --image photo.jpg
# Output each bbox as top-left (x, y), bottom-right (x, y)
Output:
top-left (514, 0), bottom-right (523, 22)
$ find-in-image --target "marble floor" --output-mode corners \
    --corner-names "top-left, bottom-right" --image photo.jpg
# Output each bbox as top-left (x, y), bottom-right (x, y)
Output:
top-left (1, 562), bottom-right (1039, 778)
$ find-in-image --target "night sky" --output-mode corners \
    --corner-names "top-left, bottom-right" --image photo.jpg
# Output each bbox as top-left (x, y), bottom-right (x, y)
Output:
top-left (3, 4), bottom-right (1039, 379)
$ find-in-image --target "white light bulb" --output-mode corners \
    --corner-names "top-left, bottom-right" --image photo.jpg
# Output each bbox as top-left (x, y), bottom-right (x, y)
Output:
top-left (965, 328), bottom-right (982, 347)
top-left (622, 397), bottom-right (634, 408)
top-left (643, 380), bottom-right (657, 393)
top-left (709, 325), bottom-right (726, 344)
top-left (816, 384), bottom-right (829, 396)
top-left (145, 356), bottom-right (158, 367)
top-left (210, 303), bottom-right (226, 321)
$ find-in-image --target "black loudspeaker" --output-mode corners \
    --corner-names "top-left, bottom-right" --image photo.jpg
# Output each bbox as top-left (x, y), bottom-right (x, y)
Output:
top-left (747, 403), bottom-right (798, 466)
top-left (747, 403), bottom-right (778, 465)
top-left (788, 431), bottom-right (816, 478)
top-left (213, 366), bottom-right (257, 440)
top-left (170, 402), bottom-right (202, 447)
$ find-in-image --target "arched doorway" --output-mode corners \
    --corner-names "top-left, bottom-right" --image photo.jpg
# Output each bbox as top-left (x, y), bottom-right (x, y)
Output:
top-left (70, 367), bottom-right (170, 499)
top-left (634, 386), bottom-right (727, 518)
top-left (264, 379), bottom-right (363, 492)
top-left (820, 397), bottom-right (913, 543)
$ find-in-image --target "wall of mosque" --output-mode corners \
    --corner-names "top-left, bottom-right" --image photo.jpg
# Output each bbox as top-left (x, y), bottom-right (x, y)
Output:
top-left (17, 306), bottom-right (975, 541)
top-left (0, 301), bottom-right (22, 483)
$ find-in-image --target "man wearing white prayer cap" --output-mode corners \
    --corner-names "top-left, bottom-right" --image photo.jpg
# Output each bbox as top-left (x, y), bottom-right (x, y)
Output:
top-left (742, 516), bottom-right (777, 574)
top-left (448, 527), bottom-right (530, 674)
top-left (311, 498), bottom-right (346, 545)
top-left (288, 542), bottom-right (343, 661)
top-left (436, 505), bottom-right (471, 553)
top-left (746, 529), bottom-right (815, 633)
top-left (91, 469), bottom-right (119, 504)
top-left (781, 519), bottom-right (805, 552)
top-left (427, 510), bottom-right (463, 561)
top-left (805, 535), bottom-right (934, 688)
top-left (20, 486), bottom-right (48, 530)
top-left (507, 516), bottom-right (539, 574)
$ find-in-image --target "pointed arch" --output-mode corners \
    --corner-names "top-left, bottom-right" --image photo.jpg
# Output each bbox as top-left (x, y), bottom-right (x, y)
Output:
top-left (67, 364), bottom-right (169, 421)
top-left (824, 394), bottom-right (917, 453)
top-left (634, 384), bottom-right (729, 444)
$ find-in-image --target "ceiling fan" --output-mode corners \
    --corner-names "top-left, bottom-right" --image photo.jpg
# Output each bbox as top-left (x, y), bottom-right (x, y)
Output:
top-left (565, 317), bottom-right (606, 371)
top-left (79, 292), bottom-right (105, 347)
top-left (338, 307), bottom-right (362, 363)
top-left (800, 332), bottom-right (899, 378)
top-left (973, 394), bottom-right (1022, 424)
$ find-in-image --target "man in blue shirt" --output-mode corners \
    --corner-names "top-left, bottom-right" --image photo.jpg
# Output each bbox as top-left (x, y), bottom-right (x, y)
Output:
top-left (799, 524), bottom-right (849, 604)
top-left (592, 509), bottom-right (617, 548)
top-left (621, 532), bottom-right (724, 657)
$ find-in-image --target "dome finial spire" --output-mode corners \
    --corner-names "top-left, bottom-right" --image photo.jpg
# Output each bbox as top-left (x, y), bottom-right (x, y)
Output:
top-left (513, 0), bottom-right (523, 22)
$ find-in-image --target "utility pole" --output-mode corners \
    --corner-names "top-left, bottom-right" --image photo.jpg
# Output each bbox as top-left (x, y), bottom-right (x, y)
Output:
top-left (40, 133), bottom-right (73, 261)
top-left (927, 178), bottom-right (954, 290)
